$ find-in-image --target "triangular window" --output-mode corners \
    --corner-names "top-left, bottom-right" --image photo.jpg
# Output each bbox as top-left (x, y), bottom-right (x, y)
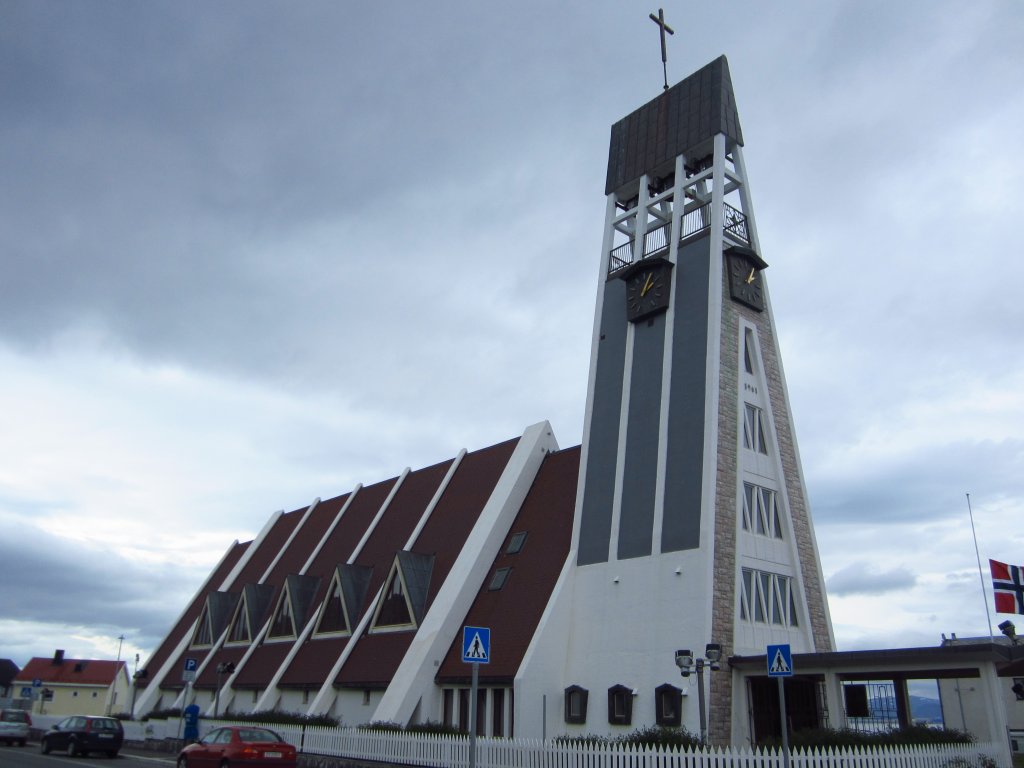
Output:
top-left (313, 565), bottom-right (371, 639)
top-left (226, 594), bottom-right (252, 645)
top-left (375, 565), bottom-right (414, 629)
top-left (314, 572), bottom-right (349, 636)
top-left (370, 551), bottom-right (434, 633)
top-left (190, 591), bottom-right (238, 648)
top-left (267, 584), bottom-right (297, 640)
top-left (192, 604), bottom-right (214, 648)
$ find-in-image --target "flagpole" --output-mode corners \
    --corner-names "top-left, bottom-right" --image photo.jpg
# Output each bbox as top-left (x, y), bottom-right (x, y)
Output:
top-left (966, 493), bottom-right (994, 641)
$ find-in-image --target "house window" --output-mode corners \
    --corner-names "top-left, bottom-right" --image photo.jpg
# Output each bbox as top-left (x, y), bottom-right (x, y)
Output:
top-left (489, 567), bottom-right (511, 591)
top-left (363, 690), bottom-right (371, 706)
top-left (743, 404), bottom-right (768, 454)
top-left (655, 683), bottom-right (682, 726)
top-left (740, 567), bottom-right (800, 627)
top-left (72, 691), bottom-right (78, 697)
top-left (564, 685), bottom-right (588, 725)
top-left (506, 531), bottom-right (528, 554)
top-left (741, 483), bottom-right (784, 539)
top-left (91, 692), bottom-right (98, 698)
top-left (607, 684), bottom-right (633, 725)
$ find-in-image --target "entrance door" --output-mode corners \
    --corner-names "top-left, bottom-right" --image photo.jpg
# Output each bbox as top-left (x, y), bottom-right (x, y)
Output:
top-left (748, 676), bottom-right (824, 744)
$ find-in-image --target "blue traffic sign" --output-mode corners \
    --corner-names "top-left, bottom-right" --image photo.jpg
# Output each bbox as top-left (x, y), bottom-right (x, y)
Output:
top-left (32, 678), bottom-right (41, 687)
top-left (767, 644), bottom-right (793, 677)
top-left (183, 658), bottom-right (198, 672)
top-left (20, 687), bottom-right (33, 698)
top-left (462, 626), bottom-right (491, 664)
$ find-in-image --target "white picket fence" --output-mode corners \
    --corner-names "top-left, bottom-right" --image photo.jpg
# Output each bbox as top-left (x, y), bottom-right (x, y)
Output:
top-left (28, 715), bottom-right (1000, 768)
top-left (150, 717), bottom-right (1005, 768)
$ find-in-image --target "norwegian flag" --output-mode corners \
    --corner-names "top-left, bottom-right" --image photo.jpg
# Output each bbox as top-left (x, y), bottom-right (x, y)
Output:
top-left (990, 559), bottom-right (1024, 615)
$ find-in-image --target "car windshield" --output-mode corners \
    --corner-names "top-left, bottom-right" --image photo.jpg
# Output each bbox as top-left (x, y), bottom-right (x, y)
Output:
top-left (239, 728), bottom-right (282, 743)
top-left (90, 718), bottom-right (120, 732)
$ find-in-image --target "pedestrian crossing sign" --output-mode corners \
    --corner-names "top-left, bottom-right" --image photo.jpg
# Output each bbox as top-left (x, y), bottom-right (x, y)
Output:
top-left (462, 626), bottom-right (491, 664)
top-left (767, 643), bottom-right (793, 677)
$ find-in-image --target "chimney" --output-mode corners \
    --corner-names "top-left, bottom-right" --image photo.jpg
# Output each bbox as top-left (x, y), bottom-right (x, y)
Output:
top-left (53, 649), bottom-right (65, 665)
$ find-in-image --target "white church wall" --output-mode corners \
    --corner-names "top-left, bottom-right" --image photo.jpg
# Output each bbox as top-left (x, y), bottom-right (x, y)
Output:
top-left (556, 551), bottom-right (712, 737)
top-left (515, 554), bottom-right (577, 739)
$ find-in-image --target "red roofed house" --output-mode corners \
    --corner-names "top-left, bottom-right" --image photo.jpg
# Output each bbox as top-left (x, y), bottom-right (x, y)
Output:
top-left (16, 651), bottom-right (130, 717)
top-left (135, 57), bottom-right (841, 746)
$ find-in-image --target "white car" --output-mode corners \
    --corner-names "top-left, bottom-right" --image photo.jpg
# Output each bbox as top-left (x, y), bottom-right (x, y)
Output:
top-left (0, 709), bottom-right (31, 747)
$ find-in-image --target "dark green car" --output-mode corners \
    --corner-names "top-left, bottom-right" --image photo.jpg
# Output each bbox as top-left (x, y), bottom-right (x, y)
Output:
top-left (40, 715), bottom-right (124, 758)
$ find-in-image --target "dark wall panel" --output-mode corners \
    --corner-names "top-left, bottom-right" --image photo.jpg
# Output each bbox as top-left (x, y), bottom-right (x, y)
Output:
top-left (662, 235), bottom-right (712, 552)
top-left (577, 280), bottom-right (628, 566)
top-left (617, 313), bottom-right (666, 559)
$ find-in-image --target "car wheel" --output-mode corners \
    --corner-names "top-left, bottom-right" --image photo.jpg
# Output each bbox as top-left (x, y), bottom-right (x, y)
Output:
top-left (176, 757), bottom-right (188, 768)
top-left (107, 750), bottom-right (119, 758)
top-left (40, 738), bottom-right (52, 754)
top-left (19, 739), bottom-right (27, 747)
top-left (67, 739), bottom-right (79, 757)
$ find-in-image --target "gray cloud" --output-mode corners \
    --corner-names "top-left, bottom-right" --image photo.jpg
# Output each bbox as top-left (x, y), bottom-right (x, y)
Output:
top-left (827, 562), bottom-right (916, 597)
top-left (0, 0), bottom-right (1021, 666)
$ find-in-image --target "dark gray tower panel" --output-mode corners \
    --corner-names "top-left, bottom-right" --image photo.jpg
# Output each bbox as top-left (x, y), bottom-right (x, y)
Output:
top-left (661, 234), bottom-right (713, 552)
top-left (577, 279), bottom-right (628, 565)
top-left (617, 314), bottom-right (666, 559)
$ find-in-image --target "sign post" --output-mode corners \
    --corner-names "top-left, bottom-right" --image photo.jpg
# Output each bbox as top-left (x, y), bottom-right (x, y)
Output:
top-left (767, 644), bottom-right (793, 768)
top-left (178, 658), bottom-right (199, 741)
top-left (462, 626), bottom-right (491, 768)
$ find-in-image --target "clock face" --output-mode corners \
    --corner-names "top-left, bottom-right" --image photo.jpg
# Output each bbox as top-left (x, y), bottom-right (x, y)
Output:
top-left (728, 255), bottom-right (764, 311)
top-left (626, 266), bottom-right (670, 322)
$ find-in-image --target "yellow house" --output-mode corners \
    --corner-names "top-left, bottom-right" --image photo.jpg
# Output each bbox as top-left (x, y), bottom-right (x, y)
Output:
top-left (14, 650), bottom-right (130, 717)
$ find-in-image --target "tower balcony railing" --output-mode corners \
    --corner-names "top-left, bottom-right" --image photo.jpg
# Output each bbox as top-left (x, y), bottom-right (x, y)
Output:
top-left (607, 203), bottom-right (750, 275)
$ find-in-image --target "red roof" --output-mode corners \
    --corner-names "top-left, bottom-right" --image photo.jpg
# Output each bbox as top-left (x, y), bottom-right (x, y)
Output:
top-left (336, 438), bottom-right (518, 687)
top-left (16, 657), bottom-right (126, 687)
top-left (437, 446), bottom-right (579, 683)
top-left (139, 540), bottom-right (249, 690)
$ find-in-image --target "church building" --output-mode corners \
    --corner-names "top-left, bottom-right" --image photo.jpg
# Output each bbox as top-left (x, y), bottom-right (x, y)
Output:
top-left (134, 55), bottom-right (836, 745)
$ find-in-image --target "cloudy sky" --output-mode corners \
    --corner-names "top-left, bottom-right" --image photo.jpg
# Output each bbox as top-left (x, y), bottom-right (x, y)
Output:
top-left (1, 1), bottom-right (1022, 675)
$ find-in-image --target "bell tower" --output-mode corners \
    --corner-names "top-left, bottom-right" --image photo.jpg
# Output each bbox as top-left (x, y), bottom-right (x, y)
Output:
top-left (519, 56), bottom-right (833, 744)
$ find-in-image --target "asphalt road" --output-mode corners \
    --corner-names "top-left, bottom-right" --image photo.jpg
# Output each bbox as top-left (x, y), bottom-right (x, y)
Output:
top-left (0, 744), bottom-right (178, 767)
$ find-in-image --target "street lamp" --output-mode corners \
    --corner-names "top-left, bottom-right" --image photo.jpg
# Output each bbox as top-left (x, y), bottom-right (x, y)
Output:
top-left (214, 662), bottom-right (235, 719)
top-left (675, 643), bottom-right (722, 744)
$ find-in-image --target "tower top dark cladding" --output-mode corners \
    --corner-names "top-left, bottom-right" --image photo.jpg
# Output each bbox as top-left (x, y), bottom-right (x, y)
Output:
top-left (605, 55), bottom-right (744, 197)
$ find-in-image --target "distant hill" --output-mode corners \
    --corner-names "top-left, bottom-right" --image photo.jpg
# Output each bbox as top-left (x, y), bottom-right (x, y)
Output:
top-left (864, 693), bottom-right (943, 724)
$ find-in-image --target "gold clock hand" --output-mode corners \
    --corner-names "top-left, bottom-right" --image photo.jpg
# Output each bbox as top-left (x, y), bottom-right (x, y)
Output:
top-left (641, 274), bottom-right (654, 296)
top-left (746, 267), bottom-right (756, 284)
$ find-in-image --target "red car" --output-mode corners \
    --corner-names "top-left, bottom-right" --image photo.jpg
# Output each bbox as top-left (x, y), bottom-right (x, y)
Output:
top-left (176, 726), bottom-right (297, 767)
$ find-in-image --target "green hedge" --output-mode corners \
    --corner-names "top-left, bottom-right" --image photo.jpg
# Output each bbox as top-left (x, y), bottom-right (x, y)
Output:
top-left (763, 725), bottom-right (974, 749)
top-left (556, 726), bottom-right (701, 749)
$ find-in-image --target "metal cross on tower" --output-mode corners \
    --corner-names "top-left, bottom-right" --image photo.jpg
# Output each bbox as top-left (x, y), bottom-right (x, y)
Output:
top-left (649, 8), bottom-right (675, 91)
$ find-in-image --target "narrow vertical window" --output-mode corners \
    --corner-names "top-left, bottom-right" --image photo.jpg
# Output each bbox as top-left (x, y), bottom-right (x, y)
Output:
top-left (743, 404), bottom-right (768, 454)
top-left (443, 689), bottom-right (454, 727)
top-left (492, 689), bottom-right (505, 736)
top-left (744, 328), bottom-right (756, 374)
